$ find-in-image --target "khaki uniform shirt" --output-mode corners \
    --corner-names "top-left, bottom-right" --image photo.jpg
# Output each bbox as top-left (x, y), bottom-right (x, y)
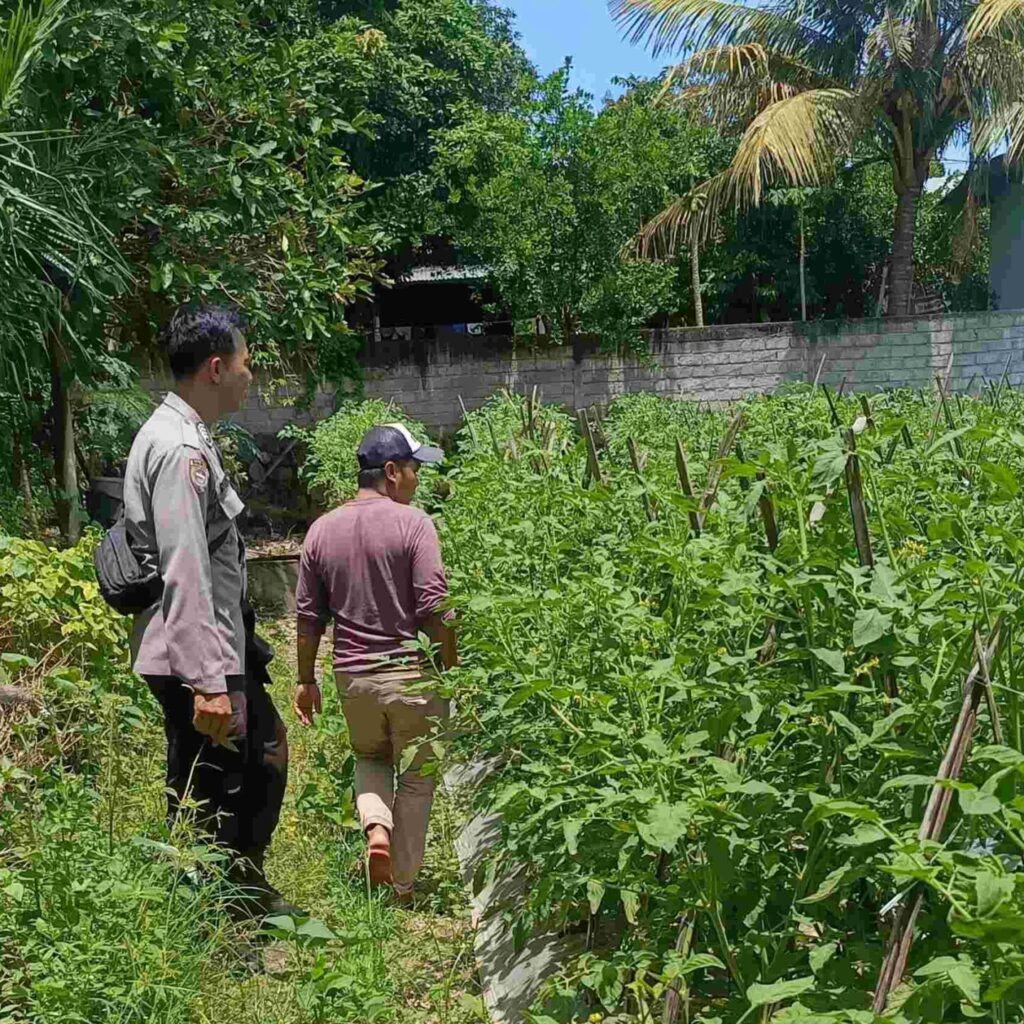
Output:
top-left (124, 392), bottom-right (247, 695)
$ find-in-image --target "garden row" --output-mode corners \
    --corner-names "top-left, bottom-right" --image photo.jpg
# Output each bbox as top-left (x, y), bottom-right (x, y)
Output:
top-left (428, 384), bottom-right (1024, 1023)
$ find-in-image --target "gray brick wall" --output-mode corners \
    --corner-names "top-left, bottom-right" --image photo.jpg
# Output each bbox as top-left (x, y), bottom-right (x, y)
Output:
top-left (140, 310), bottom-right (1024, 436)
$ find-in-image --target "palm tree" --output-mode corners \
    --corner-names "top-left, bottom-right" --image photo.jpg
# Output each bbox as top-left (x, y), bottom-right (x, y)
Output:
top-left (0, 0), bottom-right (130, 541)
top-left (612, 0), bottom-right (1024, 317)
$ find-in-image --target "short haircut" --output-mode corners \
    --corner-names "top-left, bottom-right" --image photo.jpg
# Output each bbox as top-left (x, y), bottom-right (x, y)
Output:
top-left (160, 303), bottom-right (245, 380)
top-left (357, 459), bottom-right (415, 490)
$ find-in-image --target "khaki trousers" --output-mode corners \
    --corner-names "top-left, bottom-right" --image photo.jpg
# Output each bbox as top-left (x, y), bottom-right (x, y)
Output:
top-left (336, 670), bottom-right (449, 892)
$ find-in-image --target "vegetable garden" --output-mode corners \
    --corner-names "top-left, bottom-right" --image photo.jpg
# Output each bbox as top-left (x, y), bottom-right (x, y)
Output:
top-left (434, 383), bottom-right (1024, 1022)
top-left (5, 379), bottom-right (1024, 1023)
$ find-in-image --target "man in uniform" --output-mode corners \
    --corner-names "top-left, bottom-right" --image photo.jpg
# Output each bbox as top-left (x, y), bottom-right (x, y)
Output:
top-left (123, 303), bottom-right (297, 918)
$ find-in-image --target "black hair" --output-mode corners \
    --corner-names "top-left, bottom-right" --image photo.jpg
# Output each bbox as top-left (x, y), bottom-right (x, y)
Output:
top-left (160, 303), bottom-right (246, 380)
top-left (356, 459), bottom-right (416, 490)
top-left (357, 466), bottom-right (387, 489)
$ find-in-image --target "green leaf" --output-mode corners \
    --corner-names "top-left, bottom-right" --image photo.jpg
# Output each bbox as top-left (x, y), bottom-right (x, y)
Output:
top-left (296, 918), bottom-right (336, 941)
top-left (948, 964), bottom-right (982, 1005)
top-left (835, 823), bottom-right (887, 847)
top-left (746, 975), bottom-right (815, 1008)
top-left (665, 952), bottom-right (725, 979)
top-left (809, 942), bottom-right (837, 974)
top-left (620, 888), bottom-right (639, 925)
top-left (975, 872), bottom-right (1014, 917)
top-left (852, 608), bottom-right (892, 648)
top-left (799, 863), bottom-right (868, 904)
top-left (879, 773), bottom-right (935, 794)
top-left (563, 819), bottom-right (582, 856)
top-left (810, 647), bottom-right (845, 675)
top-left (587, 878), bottom-right (605, 915)
top-left (637, 802), bottom-right (690, 853)
top-left (804, 799), bottom-right (880, 830)
top-left (264, 914), bottom-right (297, 933)
top-left (958, 788), bottom-right (1001, 816)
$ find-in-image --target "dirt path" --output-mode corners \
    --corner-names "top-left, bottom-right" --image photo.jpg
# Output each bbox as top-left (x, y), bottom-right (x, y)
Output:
top-left (195, 615), bottom-right (484, 1024)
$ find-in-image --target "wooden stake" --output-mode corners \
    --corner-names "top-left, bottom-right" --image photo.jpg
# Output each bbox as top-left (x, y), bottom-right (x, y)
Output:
top-left (974, 629), bottom-right (1004, 745)
top-left (821, 385), bottom-right (841, 428)
top-left (458, 395), bottom-right (479, 447)
top-left (859, 395), bottom-right (875, 431)
top-left (627, 437), bottom-right (656, 522)
top-left (675, 439), bottom-right (701, 537)
top-left (843, 429), bottom-right (874, 569)
top-left (697, 410), bottom-right (745, 529)
top-left (662, 914), bottom-right (694, 1024)
top-left (872, 624), bottom-right (1003, 1012)
top-left (812, 351), bottom-right (827, 387)
top-left (578, 409), bottom-right (604, 487)
top-left (757, 472), bottom-right (779, 552)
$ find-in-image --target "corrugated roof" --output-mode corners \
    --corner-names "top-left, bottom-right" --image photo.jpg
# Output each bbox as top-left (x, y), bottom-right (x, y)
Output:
top-left (401, 264), bottom-right (490, 284)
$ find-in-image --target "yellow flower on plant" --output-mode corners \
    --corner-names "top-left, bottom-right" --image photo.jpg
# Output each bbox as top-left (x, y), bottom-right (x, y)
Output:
top-left (854, 656), bottom-right (880, 677)
top-left (589, 1015), bottom-right (604, 1023)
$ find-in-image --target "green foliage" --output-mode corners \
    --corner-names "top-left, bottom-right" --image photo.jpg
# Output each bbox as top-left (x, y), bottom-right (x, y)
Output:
top-left (0, 773), bottom-right (223, 1024)
top-left (284, 398), bottom-right (434, 507)
top-left (434, 69), bottom-right (728, 342)
top-left (0, 533), bottom-right (127, 669)
top-left (437, 386), bottom-right (1024, 1021)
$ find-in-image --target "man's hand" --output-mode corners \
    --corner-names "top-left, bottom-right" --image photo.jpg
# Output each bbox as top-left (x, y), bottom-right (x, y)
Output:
top-left (294, 682), bottom-right (321, 727)
top-left (193, 692), bottom-right (233, 746)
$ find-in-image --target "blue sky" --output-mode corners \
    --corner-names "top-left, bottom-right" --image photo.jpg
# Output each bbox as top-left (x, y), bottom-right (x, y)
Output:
top-left (504, 0), bottom-right (665, 102)
top-left (504, 0), bottom-right (971, 172)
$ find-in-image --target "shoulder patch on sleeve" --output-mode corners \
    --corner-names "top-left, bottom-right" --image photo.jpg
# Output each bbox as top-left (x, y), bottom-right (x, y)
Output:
top-left (189, 457), bottom-right (210, 493)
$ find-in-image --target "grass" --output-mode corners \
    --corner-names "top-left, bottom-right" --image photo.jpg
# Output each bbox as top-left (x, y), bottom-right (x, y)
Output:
top-left (0, 613), bottom-right (484, 1024)
top-left (188, 614), bottom-right (484, 1024)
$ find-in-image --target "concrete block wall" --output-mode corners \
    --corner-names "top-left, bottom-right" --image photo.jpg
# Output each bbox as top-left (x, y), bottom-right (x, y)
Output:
top-left (140, 310), bottom-right (1024, 436)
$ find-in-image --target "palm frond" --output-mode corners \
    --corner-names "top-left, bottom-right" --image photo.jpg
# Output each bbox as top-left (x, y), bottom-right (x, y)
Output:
top-left (665, 43), bottom-right (842, 126)
top-left (610, 0), bottom-right (826, 60)
top-left (967, 0), bottom-right (1024, 41)
top-left (0, 0), bottom-right (69, 115)
top-left (729, 88), bottom-right (861, 201)
top-left (638, 87), bottom-right (861, 255)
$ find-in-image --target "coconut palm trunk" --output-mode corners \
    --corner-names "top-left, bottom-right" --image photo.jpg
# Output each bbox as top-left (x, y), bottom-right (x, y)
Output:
top-left (888, 185), bottom-right (921, 316)
top-left (690, 241), bottom-right (704, 327)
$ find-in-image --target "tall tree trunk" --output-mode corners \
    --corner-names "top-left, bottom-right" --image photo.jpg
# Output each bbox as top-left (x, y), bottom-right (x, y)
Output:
top-left (798, 207), bottom-right (807, 322)
top-left (47, 325), bottom-right (80, 545)
top-left (690, 242), bottom-right (704, 328)
top-left (888, 185), bottom-right (921, 317)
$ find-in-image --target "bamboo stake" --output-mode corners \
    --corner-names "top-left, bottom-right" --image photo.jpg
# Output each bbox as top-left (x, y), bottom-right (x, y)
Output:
top-left (812, 351), bottom-right (827, 387)
top-left (872, 624), bottom-right (1003, 1013)
top-left (675, 439), bottom-right (701, 537)
top-left (757, 472), bottom-right (779, 552)
top-left (974, 630), bottom-right (1004, 745)
top-left (697, 410), bottom-right (745, 529)
top-left (859, 394), bottom-right (875, 431)
top-left (458, 395), bottom-right (479, 447)
top-left (578, 409), bottom-right (604, 487)
top-left (821, 385), bottom-right (841, 428)
top-left (627, 437), bottom-right (657, 523)
top-left (843, 429), bottom-right (874, 569)
top-left (663, 914), bottom-right (694, 1024)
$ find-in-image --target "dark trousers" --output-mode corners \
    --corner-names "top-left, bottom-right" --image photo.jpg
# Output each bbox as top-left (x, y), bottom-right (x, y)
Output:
top-left (145, 671), bottom-right (286, 858)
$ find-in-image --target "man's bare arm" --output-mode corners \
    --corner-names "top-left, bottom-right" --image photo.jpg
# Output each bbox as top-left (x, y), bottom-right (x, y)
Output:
top-left (294, 617), bottom-right (325, 725)
top-left (422, 611), bottom-right (458, 671)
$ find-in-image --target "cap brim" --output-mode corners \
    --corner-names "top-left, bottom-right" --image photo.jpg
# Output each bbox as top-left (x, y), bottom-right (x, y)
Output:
top-left (413, 445), bottom-right (444, 464)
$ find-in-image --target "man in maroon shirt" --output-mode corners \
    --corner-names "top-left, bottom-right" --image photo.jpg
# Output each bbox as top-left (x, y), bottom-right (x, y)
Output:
top-left (293, 423), bottom-right (457, 902)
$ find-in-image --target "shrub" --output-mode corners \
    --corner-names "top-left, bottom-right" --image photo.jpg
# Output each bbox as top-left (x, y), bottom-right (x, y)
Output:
top-left (284, 398), bottom-right (435, 507)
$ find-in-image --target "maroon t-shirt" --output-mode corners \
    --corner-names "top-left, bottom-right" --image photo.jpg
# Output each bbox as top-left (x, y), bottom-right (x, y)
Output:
top-left (296, 496), bottom-right (449, 674)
